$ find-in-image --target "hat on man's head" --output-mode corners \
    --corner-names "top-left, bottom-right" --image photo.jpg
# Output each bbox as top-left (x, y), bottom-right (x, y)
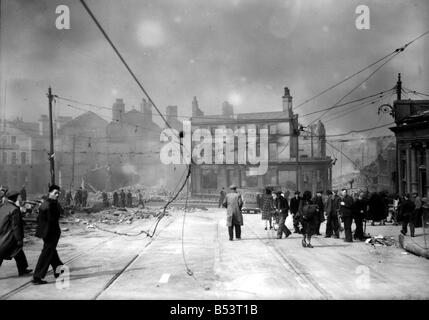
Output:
top-left (6, 190), bottom-right (20, 201)
top-left (294, 191), bottom-right (300, 195)
top-left (229, 184), bottom-right (237, 190)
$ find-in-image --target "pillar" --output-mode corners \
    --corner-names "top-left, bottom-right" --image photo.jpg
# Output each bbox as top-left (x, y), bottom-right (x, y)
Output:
top-left (410, 145), bottom-right (418, 194)
top-left (406, 148), bottom-right (411, 194)
top-left (425, 145), bottom-right (429, 198)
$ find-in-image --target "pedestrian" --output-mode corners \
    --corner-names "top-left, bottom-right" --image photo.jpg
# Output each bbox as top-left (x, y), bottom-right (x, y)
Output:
top-left (82, 187), bottom-right (88, 207)
top-left (275, 191), bottom-right (291, 239)
top-left (113, 191), bottom-right (119, 207)
top-left (137, 189), bottom-right (145, 207)
top-left (290, 191), bottom-right (301, 233)
top-left (65, 190), bottom-right (72, 206)
top-left (20, 185), bottom-right (27, 202)
top-left (261, 187), bottom-right (275, 230)
top-left (222, 185), bottom-right (243, 241)
top-left (102, 191), bottom-right (109, 207)
top-left (392, 194), bottom-right (401, 226)
top-left (218, 187), bottom-right (226, 208)
top-left (339, 188), bottom-right (354, 242)
top-left (324, 190), bottom-right (340, 238)
top-left (32, 184), bottom-right (64, 285)
top-left (352, 192), bottom-right (366, 241)
top-left (75, 188), bottom-right (82, 208)
top-left (120, 189), bottom-right (126, 208)
top-left (400, 194), bottom-right (416, 237)
top-left (298, 190), bottom-right (318, 248)
top-left (126, 190), bottom-right (133, 207)
top-left (313, 191), bottom-right (324, 235)
top-left (412, 192), bottom-right (423, 228)
top-left (0, 190), bottom-right (32, 276)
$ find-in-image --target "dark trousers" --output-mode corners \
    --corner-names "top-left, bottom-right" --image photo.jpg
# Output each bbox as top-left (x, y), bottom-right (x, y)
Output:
top-left (0, 249), bottom-right (29, 274)
top-left (325, 212), bottom-right (339, 237)
top-left (228, 224), bottom-right (241, 240)
top-left (354, 218), bottom-right (364, 240)
top-left (401, 216), bottom-right (415, 236)
top-left (343, 216), bottom-right (353, 242)
top-left (34, 237), bottom-right (63, 279)
top-left (277, 214), bottom-right (291, 238)
top-left (292, 212), bottom-right (300, 232)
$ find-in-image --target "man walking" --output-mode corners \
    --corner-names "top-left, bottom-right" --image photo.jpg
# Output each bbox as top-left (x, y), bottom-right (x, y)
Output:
top-left (275, 191), bottom-right (291, 239)
top-left (126, 190), bottom-right (133, 208)
top-left (400, 194), bottom-right (416, 237)
top-left (222, 185), bottom-right (243, 241)
top-left (324, 190), bottom-right (340, 238)
top-left (0, 190), bottom-right (32, 276)
top-left (290, 191), bottom-right (301, 233)
top-left (32, 185), bottom-right (64, 285)
top-left (339, 188), bottom-right (354, 242)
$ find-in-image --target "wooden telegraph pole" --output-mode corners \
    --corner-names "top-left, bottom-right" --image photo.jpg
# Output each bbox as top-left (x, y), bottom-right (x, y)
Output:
top-left (48, 87), bottom-right (55, 186)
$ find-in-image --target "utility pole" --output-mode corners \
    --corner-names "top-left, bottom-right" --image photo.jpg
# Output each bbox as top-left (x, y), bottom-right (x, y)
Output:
top-left (70, 135), bottom-right (76, 191)
top-left (48, 87), bottom-right (55, 186)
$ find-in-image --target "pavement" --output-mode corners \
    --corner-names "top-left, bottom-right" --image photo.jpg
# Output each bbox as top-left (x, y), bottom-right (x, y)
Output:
top-left (1, 208), bottom-right (429, 300)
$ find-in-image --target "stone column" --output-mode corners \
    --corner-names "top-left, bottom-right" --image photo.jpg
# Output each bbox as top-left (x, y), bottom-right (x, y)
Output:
top-left (406, 148), bottom-right (411, 194)
top-left (425, 144), bottom-right (429, 198)
top-left (410, 145), bottom-right (418, 194)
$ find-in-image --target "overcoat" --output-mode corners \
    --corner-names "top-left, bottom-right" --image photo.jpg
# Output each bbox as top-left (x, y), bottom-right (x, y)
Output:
top-left (223, 192), bottom-right (243, 227)
top-left (0, 202), bottom-right (24, 260)
top-left (35, 199), bottom-right (61, 241)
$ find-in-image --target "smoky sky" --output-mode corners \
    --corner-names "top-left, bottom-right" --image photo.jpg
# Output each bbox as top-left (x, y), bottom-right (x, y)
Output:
top-left (1, 0), bottom-right (428, 137)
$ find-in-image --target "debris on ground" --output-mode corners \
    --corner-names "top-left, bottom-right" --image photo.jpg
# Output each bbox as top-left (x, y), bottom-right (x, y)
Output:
top-left (365, 234), bottom-right (396, 246)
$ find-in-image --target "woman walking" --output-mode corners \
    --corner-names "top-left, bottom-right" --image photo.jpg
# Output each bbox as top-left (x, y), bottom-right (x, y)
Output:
top-left (298, 190), bottom-right (318, 248)
top-left (261, 188), bottom-right (275, 230)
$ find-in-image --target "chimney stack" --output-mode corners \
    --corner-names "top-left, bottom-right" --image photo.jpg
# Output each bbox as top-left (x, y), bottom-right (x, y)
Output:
top-left (282, 87), bottom-right (293, 117)
top-left (192, 96), bottom-right (204, 117)
top-left (38, 115), bottom-right (49, 136)
top-left (112, 98), bottom-right (125, 124)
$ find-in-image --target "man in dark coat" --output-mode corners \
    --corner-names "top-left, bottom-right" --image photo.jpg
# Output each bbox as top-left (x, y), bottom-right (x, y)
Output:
top-left (218, 188), bottom-right (226, 208)
top-left (32, 184), bottom-right (64, 285)
top-left (120, 189), bottom-right (126, 208)
top-left (339, 189), bottom-right (354, 242)
top-left (325, 190), bottom-right (340, 238)
top-left (20, 185), bottom-right (27, 202)
top-left (0, 190), bottom-right (32, 276)
top-left (113, 191), bottom-right (119, 207)
top-left (400, 194), bottom-right (416, 237)
top-left (75, 188), bottom-right (82, 208)
top-left (352, 192), bottom-right (367, 241)
top-left (313, 191), bottom-right (325, 235)
top-left (102, 191), bottom-right (109, 207)
top-left (275, 191), bottom-right (291, 239)
top-left (126, 190), bottom-right (133, 207)
top-left (82, 187), bottom-right (88, 207)
top-left (290, 191), bottom-right (301, 233)
top-left (222, 185), bottom-right (243, 241)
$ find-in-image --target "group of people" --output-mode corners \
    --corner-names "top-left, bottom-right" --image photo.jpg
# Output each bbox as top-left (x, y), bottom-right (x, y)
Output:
top-left (112, 189), bottom-right (145, 208)
top-left (0, 185), bottom-right (65, 285)
top-left (394, 192), bottom-right (427, 237)
top-left (220, 185), bottom-right (428, 248)
top-left (65, 187), bottom-right (88, 208)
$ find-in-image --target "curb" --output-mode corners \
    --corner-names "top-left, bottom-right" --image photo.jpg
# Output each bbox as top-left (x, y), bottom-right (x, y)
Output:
top-left (398, 234), bottom-right (429, 259)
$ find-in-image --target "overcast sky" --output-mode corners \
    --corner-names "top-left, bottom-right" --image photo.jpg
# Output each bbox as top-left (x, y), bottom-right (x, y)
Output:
top-left (1, 0), bottom-right (428, 138)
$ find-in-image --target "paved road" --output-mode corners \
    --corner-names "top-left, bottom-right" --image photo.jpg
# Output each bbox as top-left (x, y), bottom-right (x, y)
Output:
top-left (1, 208), bottom-right (428, 299)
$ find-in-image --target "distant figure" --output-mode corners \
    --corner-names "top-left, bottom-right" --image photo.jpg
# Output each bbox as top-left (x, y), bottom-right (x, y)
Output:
top-left (261, 188), bottom-right (274, 230)
top-left (275, 191), bottom-right (291, 239)
top-left (367, 192), bottom-right (387, 225)
top-left (298, 190), bottom-right (318, 248)
top-left (65, 191), bottom-right (72, 206)
top-left (137, 190), bottom-right (145, 208)
top-left (352, 192), bottom-right (367, 241)
top-left (82, 188), bottom-right (88, 207)
top-left (400, 194), bottom-right (416, 237)
top-left (101, 191), bottom-right (109, 207)
top-left (113, 191), bottom-right (119, 207)
top-left (126, 190), bottom-right (133, 208)
top-left (74, 188), bottom-right (82, 208)
top-left (120, 189), bottom-right (126, 208)
top-left (313, 191), bottom-right (324, 235)
top-left (339, 189), bottom-right (354, 243)
top-left (290, 191), bottom-right (301, 233)
top-left (20, 185), bottom-right (27, 202)
top-left (222, 185), bottom-right (243, 241)
top-left (324, 190), bottom-right (339, 238)
top-left (218, 188), bottom-right (226, 208)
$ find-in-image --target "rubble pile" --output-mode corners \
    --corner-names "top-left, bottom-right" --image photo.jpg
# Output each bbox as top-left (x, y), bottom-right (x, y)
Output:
top-left (365, 235), bottom-right (397, 247)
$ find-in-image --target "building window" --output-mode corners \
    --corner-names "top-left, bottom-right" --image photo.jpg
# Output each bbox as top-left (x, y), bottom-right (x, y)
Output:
top-left (269, 124), bottom-right (277, 135)
top-left (269, 143), bottom-right (277, 160)
top-left (11, 152), bottom-right (17, 165)
top-left (2, 152), bottom-right (7, 164)
top-left (201, 169), bottom-right (217, 189)
top-left (21, 152), bottom-right (27, 165)
top-left (11, 136), bottom-right (16, 144)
